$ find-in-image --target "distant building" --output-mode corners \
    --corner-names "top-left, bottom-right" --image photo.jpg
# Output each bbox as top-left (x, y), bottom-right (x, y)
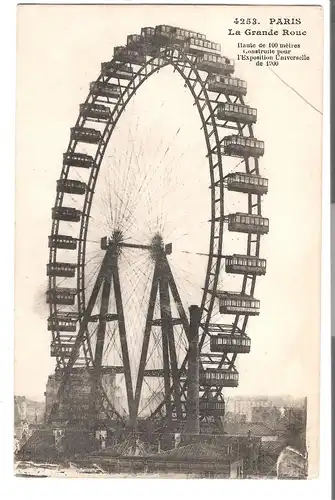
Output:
top-left (14, 396), bottom-right (45, 442)
top-left (14, 396), bottom-right (27, 423)
top-left (251, 405), bottom-right (282, 427)
top-left (226, 397), bottom-right (273, 422)
top-left (45, 367), bottom-right (118, 422)
top-left (26, 400), bottom-right (45, 423)
top-left (225, 396), bottom-right (306, 425)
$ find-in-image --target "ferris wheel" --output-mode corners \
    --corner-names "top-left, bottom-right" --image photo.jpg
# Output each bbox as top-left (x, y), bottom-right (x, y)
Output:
top-left (46, 24), bottom-right (268, 429)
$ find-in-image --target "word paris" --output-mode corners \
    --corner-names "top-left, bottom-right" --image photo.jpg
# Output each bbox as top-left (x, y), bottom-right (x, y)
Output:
top-left (230, 17), bottom-right (306, 36)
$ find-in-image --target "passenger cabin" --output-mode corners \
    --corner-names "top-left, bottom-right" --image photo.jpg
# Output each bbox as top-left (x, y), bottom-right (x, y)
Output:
top-left (222, 135), bottom-right (264, 158)
top-left (200, 368), bottom-right (239, 387)
top-left (210, 334), bottom-right (251, 354)
top-left (90, 81), bottom-right (121, 100)
top-left (52, 206), bottom-right (81, 223)
top-left (197, 53), bottom-right (234, 75)
top-left (56, 179), bottom-right (86, 195)
top-left (80, 103), bottom-right (112, 121)
top-left (227, 213), bottom-right (269, 235)
top-left (50, 338), bottom-right (76, 358)
top-left (226, 172), bottom-right (268, 195)
top-left (225, 254), bottom-right (267, 275)
top-left (141, 26), bottom-right (156, 40)
top-left (216, 292), bottom-right (260, 316)
top-left (101, 62), bottom-right (134, 80)
top-left (46, 262), bottom-right (76, 278)
top-left (71, 126), bottom-right (101, 145)
top-left (114, 46), bottom-right (146, 65)
top-left (63, 152), bottom-right (95, 169)
top-left (207, 75), bottom-right (247, 96)
top-left (127, 34), bottom-right (142, 47)
top-left (154, 25), bottom-right (206, 46)
top-left (46, 287), bottom-right (77, 306)
top-left (185, 37), bottom-right (221, 56)
top-left (127, 31), bottom-right (160, 56)
top-left (48, 235), bottom-right (77, 250)
top-left (48, 313), bottom-right (78, 332)
top-left (199, 400), bottom-right (225, 416)
top-left (217, 103), bottom-right (257, 124)
top-left (50, 345), bottom-right (73, 358)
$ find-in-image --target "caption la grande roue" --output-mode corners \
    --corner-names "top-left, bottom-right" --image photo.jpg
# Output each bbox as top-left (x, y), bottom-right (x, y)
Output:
top-left (228, 28), bottom-right (307, 36)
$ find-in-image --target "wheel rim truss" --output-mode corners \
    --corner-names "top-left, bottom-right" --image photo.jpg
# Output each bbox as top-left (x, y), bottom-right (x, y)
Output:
top-left (47, 41), bottom-right (263, 425)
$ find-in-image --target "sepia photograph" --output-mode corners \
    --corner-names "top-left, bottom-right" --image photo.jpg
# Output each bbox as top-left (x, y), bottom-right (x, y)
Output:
top-left (14, 3), bottom-right (325, 481)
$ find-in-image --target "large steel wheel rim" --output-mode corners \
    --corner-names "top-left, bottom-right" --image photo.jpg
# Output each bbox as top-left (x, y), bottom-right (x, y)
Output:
top-left (47, 31), bottom-right (265, 423)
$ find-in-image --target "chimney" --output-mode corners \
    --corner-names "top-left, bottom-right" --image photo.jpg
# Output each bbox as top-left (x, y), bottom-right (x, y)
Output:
top-left (186, 305), bottom-right (201, 435)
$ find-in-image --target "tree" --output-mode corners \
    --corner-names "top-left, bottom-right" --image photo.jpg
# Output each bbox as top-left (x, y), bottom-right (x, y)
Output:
top-left (282, 407), bottom-right (306, 453)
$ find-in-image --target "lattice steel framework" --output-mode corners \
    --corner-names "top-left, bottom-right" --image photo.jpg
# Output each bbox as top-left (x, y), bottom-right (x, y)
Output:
top-left (46, 27), bottom-right (267, 427)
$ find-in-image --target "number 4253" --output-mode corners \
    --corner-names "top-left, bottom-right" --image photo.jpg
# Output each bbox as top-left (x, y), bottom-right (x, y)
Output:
top-left (233, 18), bottom-right (258, 24)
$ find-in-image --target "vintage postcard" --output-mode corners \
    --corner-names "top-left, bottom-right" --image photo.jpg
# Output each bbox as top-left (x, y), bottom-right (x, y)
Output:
top-left (14, 3), bottom-right (324, 479)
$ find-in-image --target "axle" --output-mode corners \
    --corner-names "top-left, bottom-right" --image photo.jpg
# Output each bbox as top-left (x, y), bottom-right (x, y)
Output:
top-left (100, 232), bottom-right (172, 255)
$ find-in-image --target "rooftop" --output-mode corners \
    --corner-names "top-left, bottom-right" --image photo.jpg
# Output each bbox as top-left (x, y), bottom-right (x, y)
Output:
top-left (223, 422), bottom-right (277, 437)
top-left (260, 440), bottom-right (286, 456)
top-left (152, 442), bottom-right (241, 463)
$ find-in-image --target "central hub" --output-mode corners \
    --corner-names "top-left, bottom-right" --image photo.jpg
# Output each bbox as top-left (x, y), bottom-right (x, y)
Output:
top-left (100, 231), bottom-right (172, 256)
top-left (100, 229), bottom-right (124, 250)
top-left (150, 233), bottom-right (164, 261)
top-left (111, 228), bottom-right (124, 245)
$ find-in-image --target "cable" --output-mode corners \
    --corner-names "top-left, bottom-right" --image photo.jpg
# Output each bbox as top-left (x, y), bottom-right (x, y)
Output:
top-left (268, 68), bottom-right (322, 115)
